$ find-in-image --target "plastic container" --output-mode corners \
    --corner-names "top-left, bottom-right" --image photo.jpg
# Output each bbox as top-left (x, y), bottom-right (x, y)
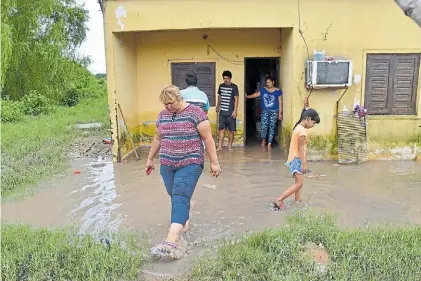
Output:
top-left (313, 49), bottom-right (326, 61)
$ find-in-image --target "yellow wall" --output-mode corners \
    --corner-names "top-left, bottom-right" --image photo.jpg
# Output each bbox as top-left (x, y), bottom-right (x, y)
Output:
top-left (113, 32), bottom-right (139, 154)
top-left (103, 0), bottom-right (421, 161)
top-left (134, 28), bottom-right (282, 149)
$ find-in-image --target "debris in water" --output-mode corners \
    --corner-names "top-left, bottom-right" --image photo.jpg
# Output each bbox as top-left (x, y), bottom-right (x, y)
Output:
top-left (91, 163), bottom-right (106, 168)
top-left (100, 237), bottom-right (111, 250)
top-left (333, 163), bottom-right (341, 167)
top-left (203, 184), bottom-right (216, 190)
top-left (73, 170), bottom-right (81, 175)
top-left (102, 137), bottom-right (112, 144)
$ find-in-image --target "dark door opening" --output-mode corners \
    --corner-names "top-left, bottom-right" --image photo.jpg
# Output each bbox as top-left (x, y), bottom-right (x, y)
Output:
top-left (244, 57), bottom-right (280, 146)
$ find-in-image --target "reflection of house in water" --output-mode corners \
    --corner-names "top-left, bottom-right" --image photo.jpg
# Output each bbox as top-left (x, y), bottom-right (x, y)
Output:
top-left (102, 0), bottom-right (421, 162)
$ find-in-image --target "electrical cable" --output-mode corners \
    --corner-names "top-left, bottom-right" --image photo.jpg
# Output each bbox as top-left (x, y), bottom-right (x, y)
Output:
top-left (297, 0), bottom-right (314, 100)
top-left (207, 45), bottom-right (243, 65)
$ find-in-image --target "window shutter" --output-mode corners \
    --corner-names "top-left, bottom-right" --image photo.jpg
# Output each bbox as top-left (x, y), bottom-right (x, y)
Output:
top-left (171, 62), bottom-right (216, 107)
top-left (171, 63), bottom-right (194, 91)
top-left (193, 62), bottom-right (216, 106)
top-left (390, 54), bottom-right (419, 115)
top-left (365, 55), bottom-right (393, 115)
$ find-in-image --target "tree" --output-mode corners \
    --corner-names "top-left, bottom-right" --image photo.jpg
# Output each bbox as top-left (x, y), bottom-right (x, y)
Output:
top-left (1, 0), bottom-right (89, 101)
top-left (394, 0), bottom-right (421, 27)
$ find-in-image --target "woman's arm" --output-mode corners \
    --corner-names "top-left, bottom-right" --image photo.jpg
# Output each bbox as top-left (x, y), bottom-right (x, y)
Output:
top-left (278, 94), bottom-right (283, 119)
top-left (147, 134), bottom-right (162, 160)
top-left (245, 89), bottom-right (260, 99)
top-left (197, 120), bottom-right (218, 164)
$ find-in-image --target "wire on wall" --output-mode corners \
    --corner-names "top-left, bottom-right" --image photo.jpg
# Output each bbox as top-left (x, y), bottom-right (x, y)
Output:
top-left (297, 0), bottom-right (314, 100)
top-left (207, 45), bottom-right (243, 65)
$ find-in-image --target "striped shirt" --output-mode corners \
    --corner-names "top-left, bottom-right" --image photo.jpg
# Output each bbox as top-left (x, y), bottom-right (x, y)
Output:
top-left (156, 105), bottom-right (208, 167)
top-left (218, 83), bottom-right (239, 117)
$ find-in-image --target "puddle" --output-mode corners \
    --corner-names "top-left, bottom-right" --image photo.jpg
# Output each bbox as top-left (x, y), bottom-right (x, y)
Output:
top-left (2, 146), bottom-right (421, 279)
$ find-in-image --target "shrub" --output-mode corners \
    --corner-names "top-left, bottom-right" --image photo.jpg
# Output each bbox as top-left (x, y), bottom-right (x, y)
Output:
top-left (21, 90), bottom-right (53, 116)
top-left (1, 99), bottom-right (25, 123)
top-left (61, 87), bottom-right (81, 107)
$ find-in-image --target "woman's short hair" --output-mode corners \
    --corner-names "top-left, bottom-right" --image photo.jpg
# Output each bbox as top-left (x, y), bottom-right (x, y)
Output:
top-left (159, 85), bottom-right (183, 104)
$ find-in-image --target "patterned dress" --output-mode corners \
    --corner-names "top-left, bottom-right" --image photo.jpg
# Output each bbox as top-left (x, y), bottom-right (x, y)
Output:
top-left (156, 104), bottom-right (208, 167)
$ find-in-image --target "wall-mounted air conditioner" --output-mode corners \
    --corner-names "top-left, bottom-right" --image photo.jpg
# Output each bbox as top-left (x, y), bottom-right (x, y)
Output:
top-left (305, 60), bottom-right (353, 89)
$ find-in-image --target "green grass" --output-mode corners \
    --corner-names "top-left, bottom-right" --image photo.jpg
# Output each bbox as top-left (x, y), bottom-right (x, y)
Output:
top-left (1, 223), bottom-right (145, 281)
top-left (190, 212), bottom-right (421, 281)
top-left (1, 96), bottom-right (110, 201)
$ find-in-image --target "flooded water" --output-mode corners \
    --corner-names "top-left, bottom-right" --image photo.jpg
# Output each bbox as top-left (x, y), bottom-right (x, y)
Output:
top-left (2, 147), bottom-right (421, 279)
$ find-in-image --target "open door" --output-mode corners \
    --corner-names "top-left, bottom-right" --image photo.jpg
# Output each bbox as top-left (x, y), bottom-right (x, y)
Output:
top-left (244, 57), bottom-right (281, 146)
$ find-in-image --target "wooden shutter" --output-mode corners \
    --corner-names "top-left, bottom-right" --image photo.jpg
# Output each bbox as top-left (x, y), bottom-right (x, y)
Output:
top-left (171, 62), bottom-right (216, 106)
top-left (194, 63), bottom-right (216, 106)
top-left (171, 63), bottom-right (194, 91)
top-left (390, 54), bottom-right (419, 115)
top-left (365, 55), bottom-right (393, 115)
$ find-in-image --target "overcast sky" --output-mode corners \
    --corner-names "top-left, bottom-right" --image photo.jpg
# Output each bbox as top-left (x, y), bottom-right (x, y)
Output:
top-left (77, 0), bottom-right (106, 74)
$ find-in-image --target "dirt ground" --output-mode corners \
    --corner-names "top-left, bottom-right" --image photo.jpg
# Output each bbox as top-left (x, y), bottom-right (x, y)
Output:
top-left (65, 134), bottom-right (112, 161)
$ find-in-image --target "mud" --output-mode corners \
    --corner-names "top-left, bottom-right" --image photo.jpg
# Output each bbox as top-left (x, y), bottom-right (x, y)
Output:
top-left (2, 146), bottom-right (421, 279)
top-left (66, 135), bottom-right (112, 160)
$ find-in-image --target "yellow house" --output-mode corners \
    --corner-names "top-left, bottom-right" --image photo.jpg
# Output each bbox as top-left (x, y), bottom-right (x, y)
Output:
top-left (102, 0), bottom-right (421, 162)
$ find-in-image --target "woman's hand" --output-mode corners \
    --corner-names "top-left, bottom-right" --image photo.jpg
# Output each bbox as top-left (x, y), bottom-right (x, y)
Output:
top-left (145, 158), bottom-right (155, 174)
top-left (210, 162), bottom-right (222, 177)
top-left (278, 111), bottom-right (283, 120)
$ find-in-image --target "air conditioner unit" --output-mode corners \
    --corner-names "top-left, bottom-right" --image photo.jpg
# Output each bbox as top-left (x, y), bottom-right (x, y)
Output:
top-left (305, 60), bottom-right (353, 89)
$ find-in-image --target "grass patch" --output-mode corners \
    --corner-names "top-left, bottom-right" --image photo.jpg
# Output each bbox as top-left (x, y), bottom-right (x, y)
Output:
top-left (1, 96), bottom-right (109, 201)
top-left (191, 212), bottom-right (421, 280)
top-left (1, 223), bottom-right (145, 281)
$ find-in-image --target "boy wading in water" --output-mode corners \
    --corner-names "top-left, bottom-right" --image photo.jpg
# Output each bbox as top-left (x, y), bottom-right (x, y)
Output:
top-left (272, 98), bottom-right (320, 210)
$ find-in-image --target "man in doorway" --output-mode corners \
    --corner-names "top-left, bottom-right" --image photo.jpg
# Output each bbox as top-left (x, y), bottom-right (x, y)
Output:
top-left (180, 73), bottom-right (210, 114)
top-left (216, 70), bottom-right (239, 152)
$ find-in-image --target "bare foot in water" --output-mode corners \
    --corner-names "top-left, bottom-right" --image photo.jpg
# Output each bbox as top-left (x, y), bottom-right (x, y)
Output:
top-left (260, 140), bottom-right (266, 147)
top-left (217, 146), bottom-right (223, 152)
top-left (228, 147), bottom-right (233, 152)
top-left (268, 143), bottom-right (272, 150)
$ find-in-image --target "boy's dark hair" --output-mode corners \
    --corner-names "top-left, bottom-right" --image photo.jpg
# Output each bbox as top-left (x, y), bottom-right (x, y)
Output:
top-left (293, 108), bottom-right (320, 129)
top-left (222, 70), bottom-right (232, 79)
top-left (185, 73), bottom-right (198, 86)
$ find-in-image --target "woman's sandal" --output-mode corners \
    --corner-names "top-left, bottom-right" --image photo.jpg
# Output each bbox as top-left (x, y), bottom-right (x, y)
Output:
top-left (150, 241), bottom-right (186, 260)
top-left (271, 199), bottom-right (285, 210)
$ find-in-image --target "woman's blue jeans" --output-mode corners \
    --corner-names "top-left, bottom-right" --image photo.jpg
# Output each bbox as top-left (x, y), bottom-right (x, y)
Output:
top-left (160, 164), bottom-right (203, 226)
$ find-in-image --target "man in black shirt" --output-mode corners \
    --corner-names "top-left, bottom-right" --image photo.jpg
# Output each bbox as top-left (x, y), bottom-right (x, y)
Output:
top-left (216, 70), bottom-right (239, 152)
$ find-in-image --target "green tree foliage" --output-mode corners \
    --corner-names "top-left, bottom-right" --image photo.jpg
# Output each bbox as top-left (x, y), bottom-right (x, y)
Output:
top-left (1, 0), bottom-right (89, 102)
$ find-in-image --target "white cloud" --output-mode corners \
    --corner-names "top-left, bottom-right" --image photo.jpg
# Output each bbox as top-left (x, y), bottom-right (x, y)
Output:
top-left (77, 0), bottom-right (106, 74)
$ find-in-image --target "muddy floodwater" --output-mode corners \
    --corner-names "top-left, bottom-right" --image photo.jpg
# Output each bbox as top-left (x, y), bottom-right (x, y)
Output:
top-left (2, 147), bottom-right (421, 279)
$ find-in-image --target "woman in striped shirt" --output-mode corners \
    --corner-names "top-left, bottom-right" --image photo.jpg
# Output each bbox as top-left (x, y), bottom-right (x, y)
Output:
top-left (145, 85), bottom-right (221, 259)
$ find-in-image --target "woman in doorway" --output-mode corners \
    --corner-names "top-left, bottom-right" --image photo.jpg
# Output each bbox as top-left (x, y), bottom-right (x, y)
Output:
top-left (245, 76), bottom-right (283, 149)
top-left (145, 85), bottom-right (221, 259)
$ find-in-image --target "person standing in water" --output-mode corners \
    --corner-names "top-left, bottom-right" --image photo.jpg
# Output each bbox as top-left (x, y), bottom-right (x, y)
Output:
top-left (245, 76), bottom-right (283, 149)
top-left (145, 85), bottom-right (221, 258)
top-left (216, 70), bottom-right (239, 152)
top-left (271, 105), bottom-right (320, 210)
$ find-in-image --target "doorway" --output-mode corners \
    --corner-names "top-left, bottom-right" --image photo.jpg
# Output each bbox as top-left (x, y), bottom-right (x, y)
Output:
top-left (244, 57), bottom-right (280, 146)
